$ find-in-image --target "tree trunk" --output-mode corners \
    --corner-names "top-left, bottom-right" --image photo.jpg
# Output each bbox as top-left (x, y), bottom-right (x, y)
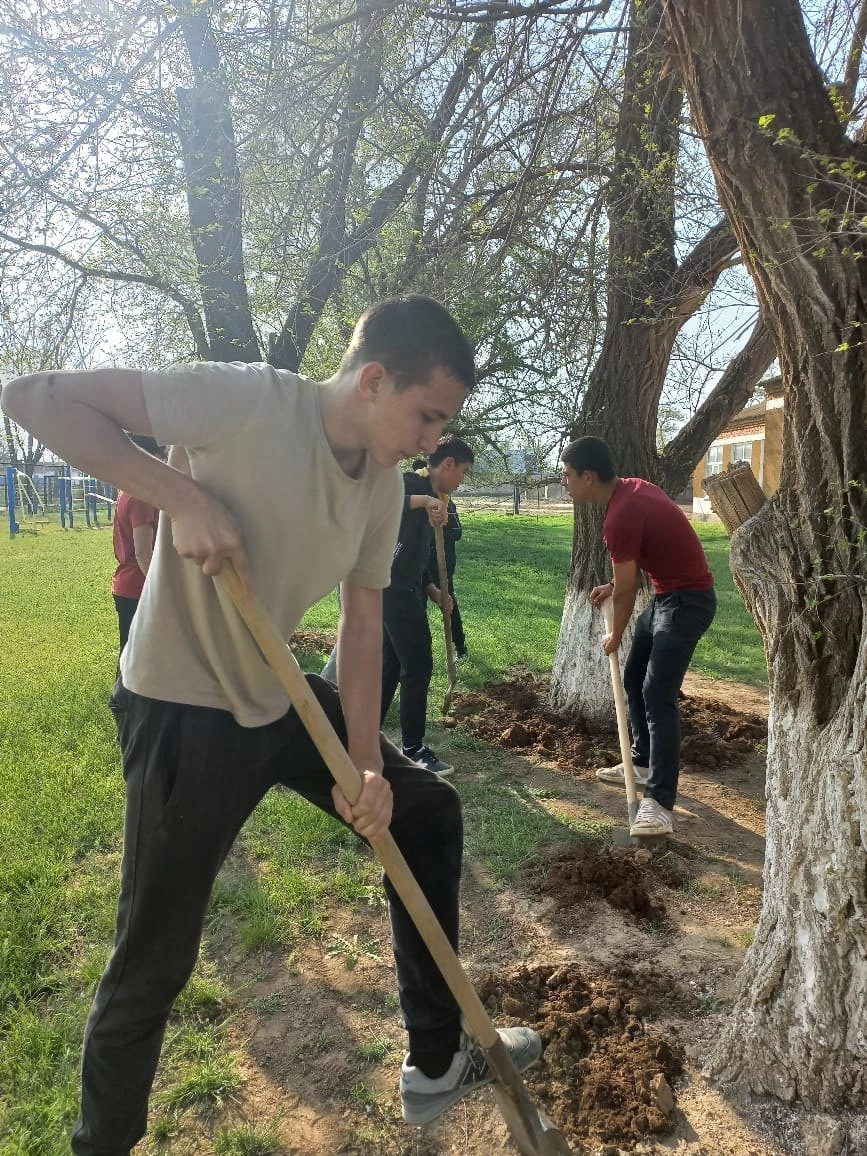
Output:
top-left (549, 0), bottom-right (773, 724)
top-left (176, 4), bottom-right (260, 362)
top-left (665, 0), bottom-right (867, 1109)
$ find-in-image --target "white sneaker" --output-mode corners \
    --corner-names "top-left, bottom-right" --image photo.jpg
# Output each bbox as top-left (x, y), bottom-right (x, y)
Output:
top-left (629, 797), bottom-right (673, 837)
top-left (400, 1026), bottom-right (542, 1125)
top-left (596, 761), bottom-right (649, 786)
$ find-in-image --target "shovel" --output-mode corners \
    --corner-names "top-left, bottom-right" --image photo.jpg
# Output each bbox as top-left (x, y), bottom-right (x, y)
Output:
top-left (601, 597), bottom-right (640, 826)
top-left (433, 491), bottom-right (458, 716)
top-left (215, 562), bottom-right (573, 1156)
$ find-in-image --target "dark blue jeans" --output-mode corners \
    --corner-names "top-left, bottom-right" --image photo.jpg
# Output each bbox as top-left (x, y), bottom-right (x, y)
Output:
top-left (72, 675), bottom-right (462, 1156)
top-left (623, 588), bottom-right (716, 811)
top-left (381, 585), bottom-right (433, 752)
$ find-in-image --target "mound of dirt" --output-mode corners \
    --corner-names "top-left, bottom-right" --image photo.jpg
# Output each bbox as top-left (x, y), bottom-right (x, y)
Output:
top-left (452, 671), bottom-right (767, 777)
top-left (537, 845), bottom-right (687, 921)
top-left (478, 964), bottom-right (685, 1149)
top-left (290, 628), bottom-right (336, 655)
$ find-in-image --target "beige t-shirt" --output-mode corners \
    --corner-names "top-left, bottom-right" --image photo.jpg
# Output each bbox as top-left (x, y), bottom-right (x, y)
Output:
top-left (120, 361), bottom-right (403, 726)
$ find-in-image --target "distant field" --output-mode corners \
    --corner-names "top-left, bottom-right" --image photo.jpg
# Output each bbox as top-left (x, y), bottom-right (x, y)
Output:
top-left (301, 512), bottom-right (767, 688)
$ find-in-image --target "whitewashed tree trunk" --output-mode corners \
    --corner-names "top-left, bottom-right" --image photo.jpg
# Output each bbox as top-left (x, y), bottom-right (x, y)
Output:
top-left (665, 0), bottom-right (867, 1110)
top-left (549, 591), bottom-right (639, 728)
top-left (711, 505), bottom-right (867, 1105)
top-left (547, 0), bottom-right (772, 726)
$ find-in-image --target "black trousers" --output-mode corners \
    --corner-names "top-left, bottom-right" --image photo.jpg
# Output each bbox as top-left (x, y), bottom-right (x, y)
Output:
top-left (381, 585), bottom-right (433, 752)
top-left (445, 573), bottom-right (465, 652)
top-left (72, 675), bottom-right (463, 1156)
top-left (624, 588), bottom-right (717, 811)
top-left (112, 594), bottom-right (139, 651)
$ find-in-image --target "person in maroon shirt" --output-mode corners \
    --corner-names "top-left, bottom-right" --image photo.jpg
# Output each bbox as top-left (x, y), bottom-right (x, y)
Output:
top-left (561, 436), bottom-right (716, 837)
top-left (110, 435), bottom-right (165, 650)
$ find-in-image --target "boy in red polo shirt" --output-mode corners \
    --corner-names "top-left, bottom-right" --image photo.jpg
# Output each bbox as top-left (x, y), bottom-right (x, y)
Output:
top-left (561, 436), bottom-right (716, 837)
top-left (111, 436), bottom-right (165, 650)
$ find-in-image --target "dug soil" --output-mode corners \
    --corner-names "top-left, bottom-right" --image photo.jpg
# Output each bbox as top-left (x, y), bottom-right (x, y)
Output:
top-left (145, 667), bottom-right (815, 1155)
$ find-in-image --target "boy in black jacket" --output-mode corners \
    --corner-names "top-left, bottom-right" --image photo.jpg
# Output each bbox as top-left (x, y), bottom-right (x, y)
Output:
top-left (383, 437), bottom-right (473, 774)
top-left (325, 437), bottom-right (474, 775)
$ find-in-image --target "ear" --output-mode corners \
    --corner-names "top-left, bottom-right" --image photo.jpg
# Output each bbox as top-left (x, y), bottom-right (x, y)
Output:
top-left (357, 361), bottom-right (388, 401)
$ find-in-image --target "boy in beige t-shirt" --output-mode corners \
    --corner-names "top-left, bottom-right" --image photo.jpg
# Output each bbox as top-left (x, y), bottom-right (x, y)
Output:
top-left (1, 296), bottom-right (540, 1152)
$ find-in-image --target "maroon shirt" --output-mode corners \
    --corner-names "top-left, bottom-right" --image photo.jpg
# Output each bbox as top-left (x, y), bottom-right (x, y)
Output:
top-left (603, 478), bottom-right (713, 594)
top-left (111, 492), bottom-right (158, 600)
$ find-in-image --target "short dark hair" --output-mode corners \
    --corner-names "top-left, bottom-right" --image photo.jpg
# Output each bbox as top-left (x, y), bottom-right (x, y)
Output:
top-left (340, 296), bottom-right (476, 394)
top-left (428, 436), bottom-right (475, 467)
top-left (562, 436), bottom-right (616, 482)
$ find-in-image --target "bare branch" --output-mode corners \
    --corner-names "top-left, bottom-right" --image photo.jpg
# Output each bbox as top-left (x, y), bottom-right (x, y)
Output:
top-left (841, 0), bottom-right (867, 119)
top-left (662, 312), bottom-right (776, 492)
top-left (0, 232), bottom-right (209, 359)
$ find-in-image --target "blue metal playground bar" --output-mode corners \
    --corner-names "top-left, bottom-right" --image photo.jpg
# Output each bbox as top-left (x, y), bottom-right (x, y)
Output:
top-left (6, 464), bottom-right (115, 535)
top-left (6, 466), bottom-right (19, 536)
top-left (59, 464), bottom-right (74, 529)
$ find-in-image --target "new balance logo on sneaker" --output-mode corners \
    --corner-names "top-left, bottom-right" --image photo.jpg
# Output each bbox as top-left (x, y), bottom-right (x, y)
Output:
top-left (400, 1026), bottom-right (542, 1125)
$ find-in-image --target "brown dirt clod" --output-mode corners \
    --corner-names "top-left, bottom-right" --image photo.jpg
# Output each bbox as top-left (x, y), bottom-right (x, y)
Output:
top-left (478, 964), bottom-right (684, 1149)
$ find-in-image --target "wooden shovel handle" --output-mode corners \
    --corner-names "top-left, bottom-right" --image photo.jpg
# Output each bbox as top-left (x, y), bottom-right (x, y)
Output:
top-left (216, 561), bottom-right (496, 1040)
top-left (214, 562), bottom-right (572, 1155)
top-left (601, 598), bottom-right (639, 808)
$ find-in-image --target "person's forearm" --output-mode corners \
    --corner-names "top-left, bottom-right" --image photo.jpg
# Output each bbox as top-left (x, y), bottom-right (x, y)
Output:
top-left (2, 371), bottom-right (198, 517)
top-left (136, 548), bottom-right (154, 576)
top-left (610, 585), bottom-right (636, 641)
top-left (336, 617), bottom-right (385, 773)
top-left (132, 527), bottom-right (155, 576)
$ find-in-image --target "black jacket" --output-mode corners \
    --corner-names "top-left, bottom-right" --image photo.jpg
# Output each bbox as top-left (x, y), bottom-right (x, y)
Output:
top-left (427, 498), bottom-right (462, 580)
top-left (389, 471), bottom-right (437, 590)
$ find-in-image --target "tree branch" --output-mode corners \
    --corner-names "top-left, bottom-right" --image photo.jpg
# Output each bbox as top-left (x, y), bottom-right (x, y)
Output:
top-left (662, 312), bottom-right (776, 493)
top-left (0, 232), bottom-right (210, 359)
top-left (841, 0), bottom-right (867, 121)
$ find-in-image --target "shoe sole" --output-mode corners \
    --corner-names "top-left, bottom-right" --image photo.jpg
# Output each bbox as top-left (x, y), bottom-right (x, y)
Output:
top-left (630, 820), bottom-right (673, 837)
top-left (436, 766), bottom-right (454, 777)
top-left (596, 770), bottom-right (649, 785)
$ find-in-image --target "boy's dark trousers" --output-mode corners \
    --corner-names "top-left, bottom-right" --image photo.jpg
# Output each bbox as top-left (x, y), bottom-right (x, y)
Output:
top-left (381, 584), bottom-right (433, 751)
top-left (72, 675), bottom-right (462, 1156)
top-left (445, 572), bottom-right (465, 653)
top-left (112, 594), bottom-right (139, 651)
top-left (623, 588), bottom-right (717, 811)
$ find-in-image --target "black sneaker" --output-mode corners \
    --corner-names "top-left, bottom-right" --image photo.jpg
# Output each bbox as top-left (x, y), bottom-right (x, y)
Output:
top-left (405, 745), bottom-right (454, 777)
top-left (455, 645), bottom-right (468, 660)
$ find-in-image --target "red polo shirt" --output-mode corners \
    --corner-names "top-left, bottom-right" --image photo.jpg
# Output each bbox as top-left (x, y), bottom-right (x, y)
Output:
top-left (111, 492), bottom-right (159, 600)
top-left (603, 478), bottom-right (713, 594)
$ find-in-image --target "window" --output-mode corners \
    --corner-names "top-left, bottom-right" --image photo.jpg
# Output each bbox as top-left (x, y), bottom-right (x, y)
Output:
top-left (706, 445), bottom-right (723, 475)
top-left (731, 441), bottom-right (753, 464)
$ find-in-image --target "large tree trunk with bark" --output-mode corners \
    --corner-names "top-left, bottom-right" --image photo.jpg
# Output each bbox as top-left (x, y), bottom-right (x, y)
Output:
top-left (549, 0), bottom-right (774, 726)
top-left (176, 4), bottom-right (260, 363)
top-left (665, 0), bottom-right (867, 1110)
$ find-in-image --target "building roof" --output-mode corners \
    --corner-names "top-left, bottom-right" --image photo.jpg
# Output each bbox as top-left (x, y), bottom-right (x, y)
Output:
top-left (717, 378), bottom-right (783, 439)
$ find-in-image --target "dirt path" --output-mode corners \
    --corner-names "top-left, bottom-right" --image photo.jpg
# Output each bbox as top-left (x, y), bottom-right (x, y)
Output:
top-left (142, 675), bottom-right (820, 1156)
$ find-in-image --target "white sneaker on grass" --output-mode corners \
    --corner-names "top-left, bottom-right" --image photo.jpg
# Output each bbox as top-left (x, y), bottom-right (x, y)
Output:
top-left (400, 1026), bottom-right (542, 1125)
top-left (596, 761), bottom-right (649, 786)
top-left (629, 796), bottom-right (674, 837)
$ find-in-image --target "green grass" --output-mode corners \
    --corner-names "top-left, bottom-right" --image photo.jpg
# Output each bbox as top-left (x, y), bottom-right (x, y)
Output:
top-left (294, 512), bottom-right (767, 690)
top-left (0, 512), bottom-right (764, 1151)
